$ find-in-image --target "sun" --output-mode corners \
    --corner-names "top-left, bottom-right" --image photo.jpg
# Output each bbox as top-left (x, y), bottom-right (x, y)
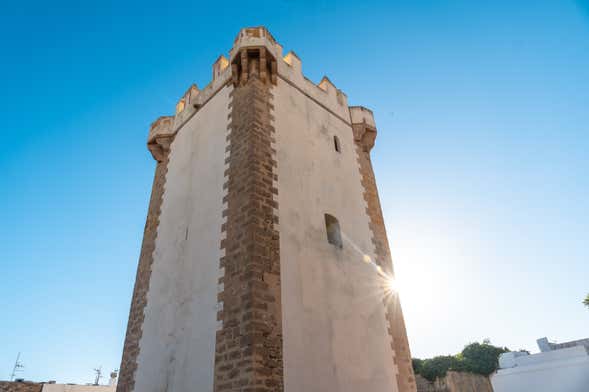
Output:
top-left (371, 261), bottom-right (399, 299)
top-left (386, 275), bottom-right (398, 295)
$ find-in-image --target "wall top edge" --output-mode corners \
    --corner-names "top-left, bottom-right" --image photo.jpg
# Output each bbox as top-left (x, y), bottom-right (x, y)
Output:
top-left (149, 26), bottom-right (377, 144)
top-left (349, 106), bottom-right (376, 128)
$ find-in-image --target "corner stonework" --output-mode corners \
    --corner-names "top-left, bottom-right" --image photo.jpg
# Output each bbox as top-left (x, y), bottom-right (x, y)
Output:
top-left (214, 41), bottom-right (283, 392)
top-left (351, 106), bottom-right (417, 392)
top-left (117, 120), bottom-right (176, 392)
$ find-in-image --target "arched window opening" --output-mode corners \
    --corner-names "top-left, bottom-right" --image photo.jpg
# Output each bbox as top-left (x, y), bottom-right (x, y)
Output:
top-left (324, 214), bottom-right (343, 248)
top-left (334, 135), bottom-right (341, 153)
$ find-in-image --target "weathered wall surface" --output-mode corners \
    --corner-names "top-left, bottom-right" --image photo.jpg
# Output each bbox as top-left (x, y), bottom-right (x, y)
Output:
top-left (274, 76), bottom-right (398, 391)
top-left (133, 85), bottom-right (231, 392)
top-left (443, 371), bottom-right (493, 392)
top-left (0, 382), bottom-right (42, 392)
top-left (415, 375), bottom-right (438, 392)
top-left (416, 372), bottom-right (493, 392)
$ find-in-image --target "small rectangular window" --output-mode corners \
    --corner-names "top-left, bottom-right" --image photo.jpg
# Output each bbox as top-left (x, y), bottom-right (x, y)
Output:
top-left (325, 214), bottom-right (343, 248)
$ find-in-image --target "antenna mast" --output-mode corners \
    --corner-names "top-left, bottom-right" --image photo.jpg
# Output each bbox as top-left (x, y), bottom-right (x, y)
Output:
top-left (93, 366), bottom-right (102, 386)
top-left (9, 352), bottom-right (24, 381)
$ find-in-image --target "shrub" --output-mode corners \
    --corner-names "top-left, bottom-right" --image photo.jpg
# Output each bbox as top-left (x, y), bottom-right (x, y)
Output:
top-left (412, 341), bottom-right (509, 381)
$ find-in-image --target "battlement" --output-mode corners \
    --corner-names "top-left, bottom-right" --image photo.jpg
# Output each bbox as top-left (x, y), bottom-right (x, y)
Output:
top-left (349, 106), bottom-right (377, 152)
top-left (230, 26), bottom-right (282, 62)
top-left (349, 106), bottom-right (376, 128)
top-left (150, 26), bottom-right (375, 156)
top-left (148, 116), bottom-right (174, 145)
top-left (147, 116), bottom-right (175, 161)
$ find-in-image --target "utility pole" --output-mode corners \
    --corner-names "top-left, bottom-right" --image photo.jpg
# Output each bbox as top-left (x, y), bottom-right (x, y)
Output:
top-left (9, 352), bottom-right (24, 381)
top-left (93, 366), bottom-right (102, 386)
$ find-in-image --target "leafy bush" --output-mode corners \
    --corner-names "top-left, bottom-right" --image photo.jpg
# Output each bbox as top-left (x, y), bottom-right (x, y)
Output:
top-left (418, 355), bottom-right (462, 381)
top-left (413, 341), bottom-right (509, 381)
top-left (460, 342), bottom-right (509, 375)
top-left (412, 358), bottom-right (424, 375)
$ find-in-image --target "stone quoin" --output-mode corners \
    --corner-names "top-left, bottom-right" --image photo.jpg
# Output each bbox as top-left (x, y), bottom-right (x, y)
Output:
top-left (117, 27), bottom-right (417, 392)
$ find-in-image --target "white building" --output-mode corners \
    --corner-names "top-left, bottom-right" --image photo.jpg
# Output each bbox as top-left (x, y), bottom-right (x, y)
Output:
top-left (491, 337), bottom-right (589, 392)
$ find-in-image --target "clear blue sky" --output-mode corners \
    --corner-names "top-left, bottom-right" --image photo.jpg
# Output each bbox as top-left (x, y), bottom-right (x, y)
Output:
top-left (1, 0), bottom-right (588, 384)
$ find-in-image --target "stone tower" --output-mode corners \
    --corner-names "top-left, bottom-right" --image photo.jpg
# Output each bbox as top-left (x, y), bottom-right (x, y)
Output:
top-left (117, 27), bottom-right (416, 392)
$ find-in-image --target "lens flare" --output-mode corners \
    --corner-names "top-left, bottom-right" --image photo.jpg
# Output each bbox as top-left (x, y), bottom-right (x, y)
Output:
top-left (386, 275), bottom-right (398, 294)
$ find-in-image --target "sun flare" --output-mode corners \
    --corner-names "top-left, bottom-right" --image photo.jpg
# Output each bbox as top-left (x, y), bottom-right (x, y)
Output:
top-left (385, 275), bottom-right (398, 295)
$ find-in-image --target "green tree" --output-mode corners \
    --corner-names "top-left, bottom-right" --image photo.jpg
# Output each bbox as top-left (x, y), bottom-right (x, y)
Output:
top-left (459, 342), bottom-right (509, 376)
top-left (418, 355), bottom-right (462, 381)
top-left (412, 341), bottom-right (509, 381)
top-left (584, 293), bottom-right (589, 308)
top-left (412, 358), bottom-right (424, 376)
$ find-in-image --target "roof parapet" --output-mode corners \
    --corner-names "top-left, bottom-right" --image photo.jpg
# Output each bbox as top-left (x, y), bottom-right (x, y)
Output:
top-left (318, 76), bottom-right (335, 93)
top-left (176, 84), bottom-right (199, 115)
top-left (278, 50), bottom-right (349, 119)
top-left (318, 76), bottom-right (346, 106)
top-left (350, 106), bottom-right (377, 152)
top-left (283, 51), bottom-right (301, 72)
top-left (148, 116), bottom-right (174, 144)
top-left (147, 116), bottom-right (175, 161)
top-left (229, 27), bottom-right (283, 63)
top-left (349, 106), bottom-right (376, 128)
top-left (213, 55), bottom-right (230, 81)
top-left (146, 26), bottom-right (361, 153)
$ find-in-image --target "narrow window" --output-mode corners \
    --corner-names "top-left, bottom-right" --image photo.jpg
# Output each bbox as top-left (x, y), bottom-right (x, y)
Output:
top-left (325, 214), bottom-right (343, 248)
top-left (334, 135), bottom-right (341, 153)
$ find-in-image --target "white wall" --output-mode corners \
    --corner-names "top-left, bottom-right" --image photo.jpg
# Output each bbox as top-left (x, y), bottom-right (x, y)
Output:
top-left (134, 85), bottom-right (231, 392)
top-left (274, 78), bottom-right (398, 392)
top-left (491, 346), bottom-right (589, 392)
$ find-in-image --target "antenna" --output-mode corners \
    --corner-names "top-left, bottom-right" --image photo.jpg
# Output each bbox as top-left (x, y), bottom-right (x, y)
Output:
top-left (9, 352), bottom-right (24, 381)
top-left (93, 366), bottom-right (102, 386)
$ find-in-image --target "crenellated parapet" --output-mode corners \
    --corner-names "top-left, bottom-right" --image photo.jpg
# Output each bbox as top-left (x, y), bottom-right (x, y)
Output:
top-left (277, 48), bottom-right (350, 122)
top-left (350, 106), bottom-right (377, 152)
top-left (147, 116), bottom-right (175, 161)
top-left (230, 27), bottom-right (282, 62)
top-left (229, 27), bottom-right (279, 86)
top-left (173, 84), bottom-right (200, 130)
top-left (212, 55), bottom-right (229, 81)
top-left (148, 26), bottom-right (365, 155)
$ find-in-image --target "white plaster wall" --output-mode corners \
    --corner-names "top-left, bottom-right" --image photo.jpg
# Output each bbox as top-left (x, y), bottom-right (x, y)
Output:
top-left (134, 85), bottom-right (231, 392)
top-left (274, 79), bottom-right (398, 392)
top-left (491, 347), bottom-right (589, 392)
